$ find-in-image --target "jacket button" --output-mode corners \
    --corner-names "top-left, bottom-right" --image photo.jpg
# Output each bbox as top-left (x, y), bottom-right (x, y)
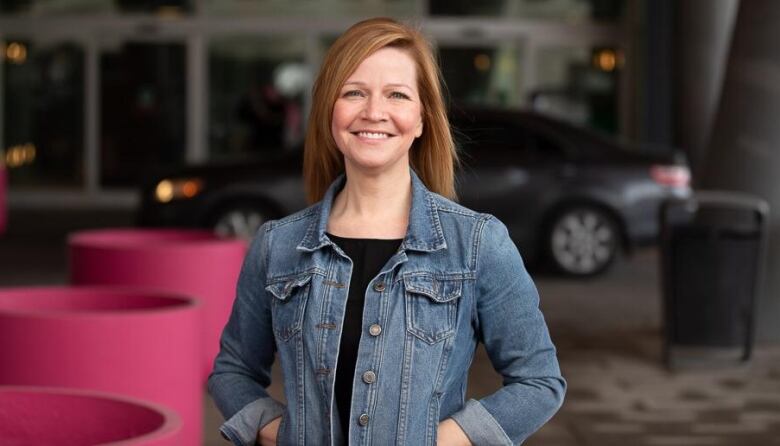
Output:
top-left (368, 324), bottom-right (382, 336)
top-left (362, 370), bottom-right (376, 384)
top-left (373, 282), bottom-right (386, 292)
top-left (358, 414), bottom-right (370, 426)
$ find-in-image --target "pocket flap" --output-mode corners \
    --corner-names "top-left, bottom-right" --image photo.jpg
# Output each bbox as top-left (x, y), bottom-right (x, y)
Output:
top-left (266, 273), bottom-right (313, 301)
top-left (403, 273), bottom-right (462, 303)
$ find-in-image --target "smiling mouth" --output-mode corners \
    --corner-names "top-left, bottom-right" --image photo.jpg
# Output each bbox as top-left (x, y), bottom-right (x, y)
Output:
top-left (352, 131), bottom-right (393, 139)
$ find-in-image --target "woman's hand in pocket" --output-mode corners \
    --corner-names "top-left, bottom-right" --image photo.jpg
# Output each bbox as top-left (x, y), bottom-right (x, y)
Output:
top-left (257, 416), bottom-right (281, 446)
top-left (437, 418), bottom-right (472, 446)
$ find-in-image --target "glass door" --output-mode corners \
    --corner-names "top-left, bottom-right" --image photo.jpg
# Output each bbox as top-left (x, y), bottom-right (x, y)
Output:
top-left (99, 41), bottom-right (186, 188)
top-left (436, 38), bottom-right (527, 109)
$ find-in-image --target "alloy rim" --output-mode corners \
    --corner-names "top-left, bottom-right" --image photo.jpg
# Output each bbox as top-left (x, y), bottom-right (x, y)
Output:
top-left (551, 209), bottom-right (615, 274)
top-left (214, 209), bottom-right (265, 239)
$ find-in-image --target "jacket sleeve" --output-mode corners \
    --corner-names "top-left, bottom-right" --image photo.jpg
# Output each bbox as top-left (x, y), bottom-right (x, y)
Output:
top-left (449, 216), bottom-right (566, 445)
top-left (207, 223), bottom-right (286, 445)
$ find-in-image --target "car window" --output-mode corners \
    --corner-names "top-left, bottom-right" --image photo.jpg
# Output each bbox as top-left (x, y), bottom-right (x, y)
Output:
top-left (452, 114), bottom-right (532, 166)
top-left (525, 130), bottom-right (567, 163)
top-left (454, 118), bottom-right (523, 150)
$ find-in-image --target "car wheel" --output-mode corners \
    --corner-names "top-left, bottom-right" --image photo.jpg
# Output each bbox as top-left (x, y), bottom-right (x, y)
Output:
top-left (212, 203), bottom-right (270, 240)
top-left (546, 206), bottom-right (620, 276)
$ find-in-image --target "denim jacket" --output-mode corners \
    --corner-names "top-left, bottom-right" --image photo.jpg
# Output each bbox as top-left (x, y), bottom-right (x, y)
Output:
top-left (208, 169), bottom-right (565, 445)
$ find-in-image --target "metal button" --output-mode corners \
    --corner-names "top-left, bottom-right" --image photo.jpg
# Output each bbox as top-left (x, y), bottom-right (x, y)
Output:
top-left (373, 282), bottom-right (386, 292)
top-left (362, 370), bottom-right (376, 384)
top-left (358, 414), bottom-right (370, 426)
top-left (368, 324), bottom-right (382, 336)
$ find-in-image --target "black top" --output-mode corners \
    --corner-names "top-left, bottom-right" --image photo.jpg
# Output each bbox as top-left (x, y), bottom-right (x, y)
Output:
top-left (327, 233), bottom-right (402, 441)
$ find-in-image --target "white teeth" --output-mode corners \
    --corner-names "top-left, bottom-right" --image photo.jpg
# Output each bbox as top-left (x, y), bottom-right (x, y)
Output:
top-left (357, 132), bottom-right (389, 139)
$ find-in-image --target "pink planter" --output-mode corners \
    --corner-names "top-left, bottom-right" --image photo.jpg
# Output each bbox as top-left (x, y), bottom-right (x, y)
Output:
top-left (0, 287), bottom-right (201, 446)
top-left (0, 386), bottom-right (182, 445)
top-left (68, 229), bottom-right (247, 379)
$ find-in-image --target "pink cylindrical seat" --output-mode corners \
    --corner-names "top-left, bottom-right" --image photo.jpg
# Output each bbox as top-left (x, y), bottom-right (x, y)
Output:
top-left (0, 287), bottom-right (201, 446)
top-left (68, 228), bottom-right (247, 380)
top-left (0, 386), bottom-right (181, 445)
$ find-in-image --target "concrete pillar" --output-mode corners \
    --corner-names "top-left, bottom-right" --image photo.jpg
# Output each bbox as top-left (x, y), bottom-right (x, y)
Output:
top-left (700, 0), bottom-right (780, 341)
top-left (639, 0), bottom-right (675, 147)
top-left (674, 0), bottom-right (739, 179)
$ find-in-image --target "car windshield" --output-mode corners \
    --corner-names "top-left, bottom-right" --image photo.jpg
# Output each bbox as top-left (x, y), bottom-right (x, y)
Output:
top-left (530, 113), bottom-right (625, 153)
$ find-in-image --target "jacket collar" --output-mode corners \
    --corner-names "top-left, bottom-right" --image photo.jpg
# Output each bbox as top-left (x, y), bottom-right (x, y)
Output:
top-left (297, 168), bottom-right (447, 253)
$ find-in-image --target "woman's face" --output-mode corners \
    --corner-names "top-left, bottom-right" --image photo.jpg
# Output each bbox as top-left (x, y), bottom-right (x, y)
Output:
top-left (331, 47), bottom-right (423, 176)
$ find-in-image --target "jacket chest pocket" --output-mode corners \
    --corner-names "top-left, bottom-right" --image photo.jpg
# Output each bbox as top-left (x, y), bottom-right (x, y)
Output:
top-left (403, 273), bottom-right (463, 344)
top-left (266, 272), bottom-right (313, 342)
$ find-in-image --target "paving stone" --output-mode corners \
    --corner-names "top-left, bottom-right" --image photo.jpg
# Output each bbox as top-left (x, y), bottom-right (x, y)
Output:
top-left (591, 422), bottom-right (646, 434)
top-left (620, 410), bottom-right (699, 423)
top-left (741, 411), bottom-right (780, 423)
top-left (640, 421), bottom-right (693, 435)
top-left (679, 389), bottom-right (713, 401)
top-left (643, 435), bottom-right (725, 445)
top-left (696, 408), bottom-right (744, 423)
top-left (691, 421), bottom-right (769, 435)
top-left (745, 399), bottom-right (780, 411)
top-left (565, 387), bottom-right (600, 401)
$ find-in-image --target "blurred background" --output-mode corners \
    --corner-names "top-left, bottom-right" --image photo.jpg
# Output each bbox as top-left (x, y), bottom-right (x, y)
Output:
top-left (3, 0), bottom-right (780, 445)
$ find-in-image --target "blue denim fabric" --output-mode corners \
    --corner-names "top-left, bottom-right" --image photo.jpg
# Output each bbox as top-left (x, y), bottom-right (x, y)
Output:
top-left (208, 169), bottom-right (566, 445)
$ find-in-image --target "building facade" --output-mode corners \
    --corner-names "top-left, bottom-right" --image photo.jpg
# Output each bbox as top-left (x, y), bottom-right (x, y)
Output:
top-left (0, 0), bottom-right (628, 207)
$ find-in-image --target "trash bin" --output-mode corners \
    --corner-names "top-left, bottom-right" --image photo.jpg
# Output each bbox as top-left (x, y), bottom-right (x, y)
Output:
top-left (660, 191), bottom-right (769, 368)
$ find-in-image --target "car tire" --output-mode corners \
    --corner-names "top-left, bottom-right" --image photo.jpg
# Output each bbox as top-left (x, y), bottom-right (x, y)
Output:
top-left (545, 205), bottom-right (620, 277)
top-left (210, 202), bottom-right (273, 240)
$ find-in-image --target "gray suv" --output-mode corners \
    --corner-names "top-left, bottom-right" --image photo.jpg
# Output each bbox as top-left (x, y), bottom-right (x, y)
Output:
top-left (139, 107), bottom-right (691, 276)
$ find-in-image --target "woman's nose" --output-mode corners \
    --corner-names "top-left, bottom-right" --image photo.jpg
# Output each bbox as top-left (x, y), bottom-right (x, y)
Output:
top-left (362, 96), bottom-right (387, 121)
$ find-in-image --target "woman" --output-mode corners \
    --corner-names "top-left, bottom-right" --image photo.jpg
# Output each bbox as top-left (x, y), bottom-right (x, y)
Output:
top-left (209, 17), bottom-right (565, 446)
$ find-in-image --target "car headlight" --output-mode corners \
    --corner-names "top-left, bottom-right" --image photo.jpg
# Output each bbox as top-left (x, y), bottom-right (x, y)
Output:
top-left (154, 178), bottom-right (204, 203)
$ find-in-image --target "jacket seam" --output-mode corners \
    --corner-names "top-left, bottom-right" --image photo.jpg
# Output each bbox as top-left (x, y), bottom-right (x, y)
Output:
top-left (268, 205), bottom-right (318, 230)
top-left (266, 268), bottom-right (327, 283)
top-left (393, 271), bottom-right (475, 284)
top-left (470, 214), bottom-right (493, 335)
top-left (471, 214), bottom-right (493, 273)
top-left (395, 333), bottom-right (415, 445)
top-left (436, 206), bottom-right (480, 218)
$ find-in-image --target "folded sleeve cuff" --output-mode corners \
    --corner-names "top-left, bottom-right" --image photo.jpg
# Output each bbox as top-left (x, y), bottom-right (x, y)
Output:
top-left (219, 397), bottom-right (286, 446)
top-left (449, 399), bottom-right (512, 446)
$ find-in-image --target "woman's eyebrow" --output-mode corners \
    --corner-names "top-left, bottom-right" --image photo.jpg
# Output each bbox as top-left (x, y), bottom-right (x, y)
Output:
top-left (386, 83), bottom-right (414, 91)
top-left (342, 81), bottom-right (415, 91)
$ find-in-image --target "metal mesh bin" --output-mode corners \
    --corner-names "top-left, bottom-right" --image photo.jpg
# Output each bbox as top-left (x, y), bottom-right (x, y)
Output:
top-left (660, 191), bottom-right (769, 368)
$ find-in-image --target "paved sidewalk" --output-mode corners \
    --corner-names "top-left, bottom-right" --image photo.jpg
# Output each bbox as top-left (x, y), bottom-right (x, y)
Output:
top-left (528, 335), bottom-right (780, 446)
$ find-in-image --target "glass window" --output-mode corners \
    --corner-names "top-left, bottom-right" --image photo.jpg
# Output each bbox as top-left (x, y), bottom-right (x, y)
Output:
top-left (530, 46), bottom-right (621, 134)
top-left (100, 42), bottom-right (186, 187)
top-left (209, 36), bottom-right (309, 160)
top-left (204, 0), bottom-right (415, 17)
top-left (1, 0), bottom-right (191, 15)
top-left (439, 44), bottom-right (523, 108)
top-left (2, 39), bottom-right (84, 188)
top-left (430, 0), bottom-right (625, 21)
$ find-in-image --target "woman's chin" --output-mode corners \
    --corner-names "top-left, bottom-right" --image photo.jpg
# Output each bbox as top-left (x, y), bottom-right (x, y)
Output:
top-left (344, 155), bottom-right (409, 175)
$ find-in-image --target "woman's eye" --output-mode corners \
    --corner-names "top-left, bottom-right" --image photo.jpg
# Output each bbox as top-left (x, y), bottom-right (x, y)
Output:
top-left (390, 91), bottom-right (410, 100)
top-left (343, 90), bottom-right (364, 98)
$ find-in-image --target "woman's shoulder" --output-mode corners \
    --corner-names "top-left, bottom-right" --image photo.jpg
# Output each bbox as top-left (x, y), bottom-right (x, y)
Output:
top-left (428, 191), bottom-right (490, 222)
top-left (249, 203), bottom-right (321, 252)
top-left (266, 202), bottom-right (321, 231)
top-left (427, 191), bottom-right (515, 247)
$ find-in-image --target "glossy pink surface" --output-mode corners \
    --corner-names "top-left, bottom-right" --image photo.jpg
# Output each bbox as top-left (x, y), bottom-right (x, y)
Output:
top-left (0, 386), bottom-right (181, 445)
top-left (69, 228), bottom-right (247, 379)
top-left (0, 287), bottom-right (200, 446)
top-left (0, 166), bottom-right (6, 235)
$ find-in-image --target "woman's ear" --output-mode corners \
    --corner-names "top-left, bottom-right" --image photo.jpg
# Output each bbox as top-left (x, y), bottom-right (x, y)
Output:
top-left (415, 118), bottom-right (423, 138)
